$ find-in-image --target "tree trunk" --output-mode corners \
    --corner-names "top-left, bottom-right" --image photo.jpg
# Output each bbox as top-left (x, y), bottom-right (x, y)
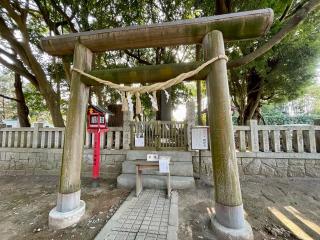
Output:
top-left (196, 44), bottom-right (203, 125)
top-left (158, 89), bottom-right (172, 121)
top-left (242, 68), bottom-right (263, 124)
top-left (156, 90), bottom-right (172, 121)
top-left (0, 3), bottom-right (65, 127)
top-left (215, 0), bottom-right (232, 14)
top-left (155, 47), bottom-right (172, 121)
top-left (14, 73), bottom-right (30, 127)
top-left (24, 44), bottom-right (65, 127)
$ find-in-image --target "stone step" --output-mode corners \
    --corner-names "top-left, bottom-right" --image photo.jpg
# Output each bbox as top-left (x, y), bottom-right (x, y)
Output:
top-left (121, 160), bottom-right (194, 177)
top-left (117, 173), bottom-right (195, 189)
top-left (126, 150), bottom-right (192, 162)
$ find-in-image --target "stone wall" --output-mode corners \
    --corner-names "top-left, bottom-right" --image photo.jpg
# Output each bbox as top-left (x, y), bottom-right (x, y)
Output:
top-left (238, 158), bottom-right (320, 178)
top-left (1, 147), bottom-right (320, 181)
top-left (192, 151), bottom-right (320, 185)
top-left (0, 148), bottom-right (126, 179)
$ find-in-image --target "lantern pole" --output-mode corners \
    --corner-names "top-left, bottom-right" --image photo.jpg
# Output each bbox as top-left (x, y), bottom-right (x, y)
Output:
top-left (92, 129), bottom-right (101, 187)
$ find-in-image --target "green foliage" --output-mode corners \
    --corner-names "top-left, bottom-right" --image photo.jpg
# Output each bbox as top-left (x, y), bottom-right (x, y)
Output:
top-left (305, 83), bottom-right (320, 114)
top-left (224, 0), bottom-right (320, 123)
top-left (261, 104), bottom-right (318, 125)
top-left (0, 72), bottom-right (16, 120)
top-left (23, 83), bottom-right (51, 123)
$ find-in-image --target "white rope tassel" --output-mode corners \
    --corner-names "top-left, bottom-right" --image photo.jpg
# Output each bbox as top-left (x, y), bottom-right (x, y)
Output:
top-left (148, 91), bottom-right (158, 111)
top-left (121, 92), bottom-right (128, 111)
top-left (163, 89), bottom-right (170, 103)
top-left (152, 91), bottom-right (158, 111)
top-left (135, 92), bottom-right (142, 115)
top-left (127, 92), bottom-right (134, 112)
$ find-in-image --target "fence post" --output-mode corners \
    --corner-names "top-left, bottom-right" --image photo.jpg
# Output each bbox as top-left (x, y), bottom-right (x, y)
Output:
top-left (247, 120), bottom-right (259, 152)
top-left (314, 119), bottom-right (320, 153)
top-left (32, 123), bottom-right (43, 148)
top-left (123, 111), bottom-right (133, 150)
top-left (271, 130), bottom-right (281, 152)
top-left (186, 101), bottom-right (195, 151)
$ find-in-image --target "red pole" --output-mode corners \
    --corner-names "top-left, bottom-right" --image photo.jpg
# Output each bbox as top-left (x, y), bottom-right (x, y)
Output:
top-left (92, 130), bottom-right (101, 180)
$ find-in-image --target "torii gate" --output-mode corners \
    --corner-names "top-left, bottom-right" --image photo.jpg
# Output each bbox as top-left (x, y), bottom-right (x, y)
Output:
top-left (41, 9), bottom-right (273, 239)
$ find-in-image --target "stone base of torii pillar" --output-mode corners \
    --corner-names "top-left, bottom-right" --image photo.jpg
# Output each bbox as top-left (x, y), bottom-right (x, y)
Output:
top-left (211, 203), bottom-right (253, 240)
top-left (211, 216), bottom-right (253, 240)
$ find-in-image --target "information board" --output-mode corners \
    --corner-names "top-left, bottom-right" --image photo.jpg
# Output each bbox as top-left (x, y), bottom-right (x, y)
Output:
top-left (191, 127), bottom-right (209, 150)
top-left (135, 133), bottom-right (145, 147)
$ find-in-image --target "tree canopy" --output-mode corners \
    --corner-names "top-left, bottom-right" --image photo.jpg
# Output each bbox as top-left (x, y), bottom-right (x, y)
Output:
top-left (0, 0), bottom-right (319, 126)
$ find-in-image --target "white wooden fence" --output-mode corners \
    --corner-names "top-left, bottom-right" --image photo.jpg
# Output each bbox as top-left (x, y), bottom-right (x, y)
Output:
top-left (0, 124), bottom-right (124, 150)
top-left (1, 120), bottom-right (319, 154)
top-left (233, 120), bottom-right (320, 153)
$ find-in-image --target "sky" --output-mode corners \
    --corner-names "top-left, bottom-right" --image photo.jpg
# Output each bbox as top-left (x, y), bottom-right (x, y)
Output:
top-left (172, 104), bottom-right (186, 121)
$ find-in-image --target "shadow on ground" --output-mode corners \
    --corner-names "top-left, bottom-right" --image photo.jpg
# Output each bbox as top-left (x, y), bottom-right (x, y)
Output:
top-left (178, 176), bottom-right (320, 240)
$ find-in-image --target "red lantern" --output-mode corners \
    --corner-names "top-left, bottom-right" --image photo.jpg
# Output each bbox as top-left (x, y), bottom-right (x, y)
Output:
top-left (87, 105), bottom-right (112, 185)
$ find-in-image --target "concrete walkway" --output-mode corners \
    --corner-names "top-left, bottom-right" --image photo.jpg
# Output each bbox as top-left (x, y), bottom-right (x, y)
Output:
top-left (95, 189), bottom-right (178, 240)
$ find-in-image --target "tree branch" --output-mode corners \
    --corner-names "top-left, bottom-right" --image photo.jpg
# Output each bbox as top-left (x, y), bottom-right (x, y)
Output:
top-left (279, 0), bottom-right (294, 22)
top-left (49, 0), bottom-right (78, 33)
top-left (228, 0), bottom-right (320, 69)
top-left (0, 93), bottom-right (20, 102)
top-left (0, 0), bottom-right (28, 37)
top-left (124, 50), bottom-right (152, 65)
top-left (33, 0), bottom-right (60, 35)
top-left (0, 16), bottom-right (33, 69)
top-left (0, 54), bottom-right (39, 89)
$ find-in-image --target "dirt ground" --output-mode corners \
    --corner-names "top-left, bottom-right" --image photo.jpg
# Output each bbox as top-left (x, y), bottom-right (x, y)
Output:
top-left (178, 176), bottom-right (320, 240)
top-left (0, 176), bottom-right (129, 240)
top-left (0, 176), bottom-right (319, 240)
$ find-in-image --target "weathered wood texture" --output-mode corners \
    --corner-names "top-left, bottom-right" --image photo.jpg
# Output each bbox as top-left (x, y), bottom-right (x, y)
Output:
top-left (130, 121), bottom-right (187, 150)
top-left (82, 62), bottom-right (207, 85)
top-left (41, 9), bottom-right (273, 56)
top-left (203, 30), bottom-right (242, 206)
top-left (59, 43), bottom-right (92, 194)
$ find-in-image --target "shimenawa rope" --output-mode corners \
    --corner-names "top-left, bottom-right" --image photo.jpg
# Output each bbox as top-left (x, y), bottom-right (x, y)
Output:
top-left (72, 54), bottom-right (228, 114)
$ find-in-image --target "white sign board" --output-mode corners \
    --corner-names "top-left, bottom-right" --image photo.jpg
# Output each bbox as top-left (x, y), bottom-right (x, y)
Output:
top-left (135, 133), bottom-right (145, 147)
top-left (147, 154), bottom-right (158, 161)
top-left (159, 156), bottom-right (171, 173)
top-left (191, 127), bottom-right (209, 150)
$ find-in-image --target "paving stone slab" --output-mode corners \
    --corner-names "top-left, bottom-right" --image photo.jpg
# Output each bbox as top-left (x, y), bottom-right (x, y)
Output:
top-left (95, 189), bottom-right (178, 240)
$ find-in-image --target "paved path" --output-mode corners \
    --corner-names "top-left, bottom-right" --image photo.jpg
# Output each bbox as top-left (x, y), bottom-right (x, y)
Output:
top-left (95, 189), bottom-right (178, 240)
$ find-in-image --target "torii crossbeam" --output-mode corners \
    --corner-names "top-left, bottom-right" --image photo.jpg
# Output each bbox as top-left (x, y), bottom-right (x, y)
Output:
top-left (41, 9), bottom-right (274, 240)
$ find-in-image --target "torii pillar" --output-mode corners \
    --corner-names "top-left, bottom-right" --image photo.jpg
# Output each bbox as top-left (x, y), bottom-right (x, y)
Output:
top-left (203, 30), bottom-right (253, 239)
top-left (48, 43), bottom-right (92, 229)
